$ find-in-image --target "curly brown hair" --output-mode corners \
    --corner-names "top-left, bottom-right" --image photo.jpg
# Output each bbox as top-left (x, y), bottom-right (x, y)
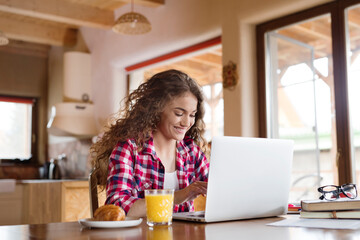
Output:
top-left (90, 69), bottom-right (208, 186)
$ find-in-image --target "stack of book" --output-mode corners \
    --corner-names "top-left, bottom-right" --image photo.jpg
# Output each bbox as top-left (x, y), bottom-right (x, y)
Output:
top-left (288, 203), bottom-right (301, 213)
top-left (300, 198), bottom-right (360, 219)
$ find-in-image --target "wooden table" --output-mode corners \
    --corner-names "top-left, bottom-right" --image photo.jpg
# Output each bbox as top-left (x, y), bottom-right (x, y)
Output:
top-left (0, 215), bottom-right (358, 240)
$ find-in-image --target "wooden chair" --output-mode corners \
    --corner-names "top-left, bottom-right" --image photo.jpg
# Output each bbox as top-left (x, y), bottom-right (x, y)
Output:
top-left (89, 169), bottom-right (99, 218)
top-left (89, 169), bottom-right (107, 217)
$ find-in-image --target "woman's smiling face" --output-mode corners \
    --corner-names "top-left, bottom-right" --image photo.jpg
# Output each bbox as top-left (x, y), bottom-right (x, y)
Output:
top-left (157, 91), bottom-right (198, 141)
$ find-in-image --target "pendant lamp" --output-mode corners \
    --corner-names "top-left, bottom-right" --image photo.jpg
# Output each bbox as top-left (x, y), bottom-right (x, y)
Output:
top-left (112, 0), bottom-right (151, 35)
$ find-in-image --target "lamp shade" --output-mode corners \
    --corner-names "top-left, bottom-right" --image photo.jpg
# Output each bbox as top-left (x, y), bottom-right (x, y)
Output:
top-left (112, 12), bottom-right (151, 35)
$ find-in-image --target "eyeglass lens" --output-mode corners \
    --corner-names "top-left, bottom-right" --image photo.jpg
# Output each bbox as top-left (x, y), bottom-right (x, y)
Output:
top-left (342, 184), bottom-right (357, 198)
top-left (321, 186), bottom-right (340, 200)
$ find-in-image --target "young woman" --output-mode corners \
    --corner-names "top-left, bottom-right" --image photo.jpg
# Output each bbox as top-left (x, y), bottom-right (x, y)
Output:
top-left (90, 69), bottom-right (209, 217)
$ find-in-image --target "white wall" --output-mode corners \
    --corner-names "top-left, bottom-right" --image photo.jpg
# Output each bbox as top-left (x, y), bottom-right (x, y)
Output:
top-left (80, 0), bottom-right (333, 136)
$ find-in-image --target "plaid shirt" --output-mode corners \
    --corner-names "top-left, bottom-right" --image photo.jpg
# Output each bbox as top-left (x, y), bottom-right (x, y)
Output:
top-left (106, 136), bottom-right (209, 214)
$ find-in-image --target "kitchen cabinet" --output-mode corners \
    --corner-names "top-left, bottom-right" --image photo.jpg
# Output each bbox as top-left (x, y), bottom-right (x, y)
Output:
top-left (0, 184), bottom-right (23, 225)
top-left (0, 180), bottom-right (93, 225)
top-left (22, 180), bottom-right (91, 224)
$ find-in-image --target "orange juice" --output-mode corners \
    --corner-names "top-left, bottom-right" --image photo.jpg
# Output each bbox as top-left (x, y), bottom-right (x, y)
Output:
top-left (145, 189), bottom-right (174, 226)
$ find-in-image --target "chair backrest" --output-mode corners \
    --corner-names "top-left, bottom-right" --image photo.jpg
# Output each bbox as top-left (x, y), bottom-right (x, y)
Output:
top-left (89, 169), bottom-right (99, 218)
top-left (89, 169), bottom-right (107, 217)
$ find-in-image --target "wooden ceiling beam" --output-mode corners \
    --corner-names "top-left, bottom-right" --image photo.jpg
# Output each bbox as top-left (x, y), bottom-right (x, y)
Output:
top-left (0, 14), bottom-right (77, 46)
top-left (282, 24), bottom-right (330, 43)
top-left (172, 59), bottom-right (218, 73)
top-left (210, 48), bottom-right (222, 56)
top-left (65, 0), bottom-right (126, 10)
top-left (119, 0), bottom-right (165, 8)
top-left (64, 0), bottom-right (164, 10)
top-left (0, 0), bottom-right (114, 29)
top-left (298, 20), bottom-right (331, 40)
top-left (348, 10), bottom-right (360, 28)
top-left (191, 53), bottom-right (222, 67)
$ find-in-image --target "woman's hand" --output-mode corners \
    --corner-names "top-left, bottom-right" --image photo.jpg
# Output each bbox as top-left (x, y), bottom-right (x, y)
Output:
top-left (174, 181), bottom-right (207, 205)
top-left (127, 199), bottom-right (146, 218)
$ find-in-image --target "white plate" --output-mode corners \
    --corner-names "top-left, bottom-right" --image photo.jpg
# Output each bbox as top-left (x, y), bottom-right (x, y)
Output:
top-left (79, 217), bottom-right (143, 228)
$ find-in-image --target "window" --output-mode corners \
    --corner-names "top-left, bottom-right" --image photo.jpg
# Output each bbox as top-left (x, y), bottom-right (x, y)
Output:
top-left (257, 0), bottom-right (358, 202)
top-left (0, 96), bottom-right (36, 161)
top-left (202, 82), bottom-right (224, 141)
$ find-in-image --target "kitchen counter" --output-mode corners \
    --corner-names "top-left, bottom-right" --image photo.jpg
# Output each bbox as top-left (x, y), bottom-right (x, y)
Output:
top-left (0, 179), bottom-right (92, 225)
top-left (18, 178), bottom-right (88, 183)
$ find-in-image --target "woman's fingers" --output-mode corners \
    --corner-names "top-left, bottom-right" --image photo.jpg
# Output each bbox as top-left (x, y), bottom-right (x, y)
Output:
top-left (174, 181), bottom-right (208, 204)
top-left (190, 181), bottom-right (207, 196)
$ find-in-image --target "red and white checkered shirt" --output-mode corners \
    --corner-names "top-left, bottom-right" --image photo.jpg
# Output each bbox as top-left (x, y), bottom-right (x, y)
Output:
top-left (105, 136), bottom-right (209, 214)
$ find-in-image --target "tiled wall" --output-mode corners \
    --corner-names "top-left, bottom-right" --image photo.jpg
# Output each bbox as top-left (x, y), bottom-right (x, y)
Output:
top-left (48, 139), bottom-right (92, 179)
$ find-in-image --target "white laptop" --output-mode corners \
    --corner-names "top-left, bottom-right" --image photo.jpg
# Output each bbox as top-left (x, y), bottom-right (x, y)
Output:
top-left (173, 136), bottom-right (294, 223)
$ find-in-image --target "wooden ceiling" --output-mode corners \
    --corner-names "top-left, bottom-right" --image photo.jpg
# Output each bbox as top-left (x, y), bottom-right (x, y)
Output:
top-left (0, 0), bottom-right (164, 47)
top-left (144, 47), bottom-right (223, 86)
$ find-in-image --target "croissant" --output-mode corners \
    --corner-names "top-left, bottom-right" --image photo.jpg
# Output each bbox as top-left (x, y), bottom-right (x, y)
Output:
top-left (93, 204), bottom-right (126, 221)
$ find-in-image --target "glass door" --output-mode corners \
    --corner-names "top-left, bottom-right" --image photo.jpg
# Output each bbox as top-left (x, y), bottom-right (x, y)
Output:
top-left (265, 14), bottom-right (337, 203)
top-left (346, 4), bottom-right (360, 187)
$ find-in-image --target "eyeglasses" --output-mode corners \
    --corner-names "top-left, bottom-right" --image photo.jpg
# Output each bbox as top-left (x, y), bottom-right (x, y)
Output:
top-left (318, 183), bottom-right (357, 201)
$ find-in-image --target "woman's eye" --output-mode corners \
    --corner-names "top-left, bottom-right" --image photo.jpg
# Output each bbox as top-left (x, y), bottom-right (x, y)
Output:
top-left (190, 114), bottom-right (196, 118)
top-left (175, 113), bottom-right (183, 117)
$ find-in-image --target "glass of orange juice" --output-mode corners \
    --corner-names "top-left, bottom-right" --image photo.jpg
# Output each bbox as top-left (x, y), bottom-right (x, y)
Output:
top-left (145, 189), bottom-right (174, 226)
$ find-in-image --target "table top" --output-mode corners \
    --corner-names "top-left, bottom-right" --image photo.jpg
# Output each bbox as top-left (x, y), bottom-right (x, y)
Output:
top-left (0, 215), bottom-right (358, 240)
